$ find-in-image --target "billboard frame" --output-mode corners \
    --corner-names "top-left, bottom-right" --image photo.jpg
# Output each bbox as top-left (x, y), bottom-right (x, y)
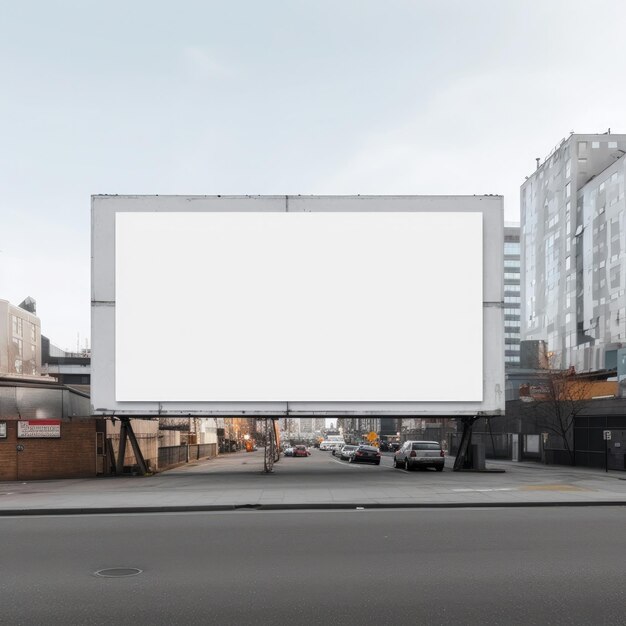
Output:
top-left (91, 195), bottom-right (504, 417)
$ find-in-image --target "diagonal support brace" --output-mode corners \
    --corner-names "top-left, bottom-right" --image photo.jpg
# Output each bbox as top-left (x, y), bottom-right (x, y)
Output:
top-left (453, 415), bottom-right (479, 471)
top-left (116, 417), bottom-right (149, 476)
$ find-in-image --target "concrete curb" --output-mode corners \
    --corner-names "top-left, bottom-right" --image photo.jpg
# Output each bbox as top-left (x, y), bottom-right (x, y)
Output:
top-left (2, 500), bottom-right (626, 516)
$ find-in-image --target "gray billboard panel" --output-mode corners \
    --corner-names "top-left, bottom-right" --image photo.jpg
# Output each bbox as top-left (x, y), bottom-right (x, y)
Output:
top-left (91, 195), bottom-right (504, 416)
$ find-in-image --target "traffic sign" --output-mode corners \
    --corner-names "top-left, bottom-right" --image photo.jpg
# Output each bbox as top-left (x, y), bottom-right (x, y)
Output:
top-left (603, 430), bottom-right (612, 441)
top-left (367, 431), bottom-right (378, 443)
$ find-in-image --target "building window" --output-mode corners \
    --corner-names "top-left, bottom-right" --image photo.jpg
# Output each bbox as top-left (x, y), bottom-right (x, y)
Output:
top-left (609, 141), bottom-right (618, 149)
top-left (592, 141), bottom-right (600, 149)
top-left (565, 182), bottom-right (571, 198)
top-left (12, 316), bottom-right (23, 337)
top-left (578, 142), bottom-right (587, 156)
top-left (30, 324), bottom-right (36, 342)
top-left (12, 337), bottom-right (23, 357)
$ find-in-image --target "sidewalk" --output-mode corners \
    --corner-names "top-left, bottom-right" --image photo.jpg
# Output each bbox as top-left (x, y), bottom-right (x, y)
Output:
top-left (1, 451), bottom-right (625, 515)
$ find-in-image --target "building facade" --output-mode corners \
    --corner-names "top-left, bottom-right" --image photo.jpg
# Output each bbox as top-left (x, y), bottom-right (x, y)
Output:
top-left (0, 298), bottom-right (42, 378)
top-left (337, 417), bottom-right (380, 443)
top-left (504, 224), bottom-right (521, 366)
top-left (521, 133), bottom-right (626, 371)
top-left (41, 336), bottom-right (91, 385)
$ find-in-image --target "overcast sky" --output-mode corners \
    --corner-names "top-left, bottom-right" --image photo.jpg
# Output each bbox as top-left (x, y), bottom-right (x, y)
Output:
top-left (2, 0), bottom-right (626, 350)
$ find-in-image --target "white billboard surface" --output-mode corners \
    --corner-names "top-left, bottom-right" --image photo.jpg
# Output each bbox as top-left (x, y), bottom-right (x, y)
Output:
top-left (115, 211), bottom-right (482, 402)
top-left (92, 195), bottom-right (504, 416)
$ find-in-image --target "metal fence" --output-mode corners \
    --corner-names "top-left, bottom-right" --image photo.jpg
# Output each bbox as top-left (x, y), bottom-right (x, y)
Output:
top-left (403, 426), bottom-right (457, 447)
top-left (448, 432), bottom-right (512, 459)
top-left (158, 445), bottom-right (188, 468)
top-left (192, 443), bottom-right (218, 460)
top-left (447, 432), bottom-right (551, 462)
top-left (158, 443), bottom-right (218, 469)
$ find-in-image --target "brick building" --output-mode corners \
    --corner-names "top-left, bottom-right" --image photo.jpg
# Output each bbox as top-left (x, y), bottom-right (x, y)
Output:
top-left (0, 378), bottom-right (103, 481)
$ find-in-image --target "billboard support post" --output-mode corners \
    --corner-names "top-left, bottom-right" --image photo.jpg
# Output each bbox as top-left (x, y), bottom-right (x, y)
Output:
top-left (115, 419), bottom-right (127, 476)
top-left (453, 416), bottom-right (478, 471)
top-left (115, 417), bottom-right (148, 476)
top-left (263, 419), bottom-right (276, 473)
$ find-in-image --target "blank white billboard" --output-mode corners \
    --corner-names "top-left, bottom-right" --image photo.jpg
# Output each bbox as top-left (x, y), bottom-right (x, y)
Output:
top-left (115, 211), bottom-right (482, 402)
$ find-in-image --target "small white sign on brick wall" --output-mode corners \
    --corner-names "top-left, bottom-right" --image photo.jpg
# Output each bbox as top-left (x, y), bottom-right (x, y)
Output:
top-left (17, 420), bottom-right (61, 438)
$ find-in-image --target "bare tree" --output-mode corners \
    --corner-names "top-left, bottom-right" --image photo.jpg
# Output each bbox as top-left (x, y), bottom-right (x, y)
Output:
top-left (525, 368), bottom-right (593, 465)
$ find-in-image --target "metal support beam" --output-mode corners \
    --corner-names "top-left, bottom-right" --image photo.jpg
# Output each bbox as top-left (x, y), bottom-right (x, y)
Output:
top-left (453, 415), bottom-right (479, 471)
top-left (124, 417), bottom-right (149, 475)
top-left (263, 418), bottom-right (276, 473)
top-left (116, 419), bottom-right (128, 475)
top-left (273, 418), bottom-right (280, 463)
top-left (116, 417), bottom-right (149, 476)
top-left (106, 437), bottom-right (117, 475)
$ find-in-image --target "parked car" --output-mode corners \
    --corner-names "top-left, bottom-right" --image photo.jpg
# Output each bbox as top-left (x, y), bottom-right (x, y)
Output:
top-left (294, 445), bottom-right (311, 457)
top-left (389, 443), bottom-right (401, 452)
top-left (330, 442), bottom-right (346, 456)
top-left (349, 445), bottom-right (381, 465)
top-left (339, 445), bottom-right (358, 461)
top-left (394, 441), bottom-right (445, 471)
top-left (284, 447), bottom-right (294, 457)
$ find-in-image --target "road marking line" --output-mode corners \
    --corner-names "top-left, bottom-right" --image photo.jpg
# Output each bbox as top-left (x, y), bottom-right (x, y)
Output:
top-left (330, 458), bottom-right (365, 468)
top-left (520, 484), bottom-right (591, 492)
top-left (452, 488), bottom-right (515, 492)
top-left (330, 457), bottom-right (385, 469)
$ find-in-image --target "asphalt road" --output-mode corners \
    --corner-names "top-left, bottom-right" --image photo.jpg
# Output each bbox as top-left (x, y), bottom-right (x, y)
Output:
top-left (1, 507), bottom-right (625, 625)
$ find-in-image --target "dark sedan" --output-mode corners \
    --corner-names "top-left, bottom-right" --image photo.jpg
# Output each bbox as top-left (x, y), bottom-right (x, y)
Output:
top-left (349, 445), bottom-right (381, 465)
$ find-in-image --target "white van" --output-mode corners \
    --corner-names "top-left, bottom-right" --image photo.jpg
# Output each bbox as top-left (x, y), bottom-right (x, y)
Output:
top-left (320, 440), bottom-right (345, 451)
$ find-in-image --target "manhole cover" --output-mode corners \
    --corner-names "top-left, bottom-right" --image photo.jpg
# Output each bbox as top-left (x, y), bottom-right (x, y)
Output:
top-left (95, 568), bottom-right (143, 578)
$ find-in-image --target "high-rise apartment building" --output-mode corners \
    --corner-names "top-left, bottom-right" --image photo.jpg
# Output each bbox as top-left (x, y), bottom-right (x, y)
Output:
top-left (521, 132), bottom-right (626, 371)
top-left (298, 417), bottom-right (314, 434)
top-left (504, 224), bottom-right (521, 366)
top-left (313, 418), bottom-right (325, 433)
top-left (338, 417), bottom-right (380, 442)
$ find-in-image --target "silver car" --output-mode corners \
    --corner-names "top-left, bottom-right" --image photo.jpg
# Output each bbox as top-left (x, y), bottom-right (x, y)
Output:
top-left (339, 445), bottom-right (358, 461)
top-left (393, 440), bottom-right (445, 471)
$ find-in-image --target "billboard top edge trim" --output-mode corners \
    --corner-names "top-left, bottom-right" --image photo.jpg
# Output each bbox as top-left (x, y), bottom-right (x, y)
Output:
top-left (92, 194), bottom-right (503, 201)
